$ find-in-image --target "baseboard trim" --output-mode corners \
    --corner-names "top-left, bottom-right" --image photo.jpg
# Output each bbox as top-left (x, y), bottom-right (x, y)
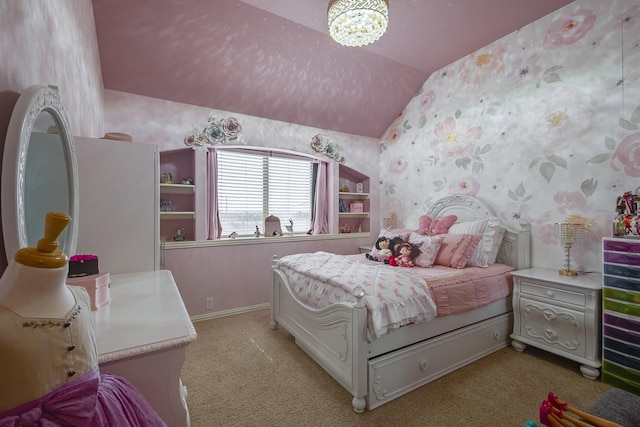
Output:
top-left (190, 303), bottom-right (271, 322)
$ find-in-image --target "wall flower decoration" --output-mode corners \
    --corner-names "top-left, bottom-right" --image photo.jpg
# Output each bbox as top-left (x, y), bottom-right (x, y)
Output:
top-left (185, 114), bottom-right (244, 151)
top-left (544, 9), bottom-right (596, 47)
top-left (610, 132), bottom-right (640, 177)
top-left (311, 134), bottom-right (345, 163)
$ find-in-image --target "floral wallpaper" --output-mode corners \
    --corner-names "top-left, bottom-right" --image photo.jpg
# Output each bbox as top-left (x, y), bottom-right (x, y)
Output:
top-left (379, 0), bottom-right (640, 271)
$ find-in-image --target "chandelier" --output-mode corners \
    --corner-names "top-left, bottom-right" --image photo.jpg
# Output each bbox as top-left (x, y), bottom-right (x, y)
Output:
top-left (328, 0), bottom-right (389, 47)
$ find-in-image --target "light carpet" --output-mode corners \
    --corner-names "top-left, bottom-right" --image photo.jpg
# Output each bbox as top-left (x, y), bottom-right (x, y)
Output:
top-left (181, 309), bottom-right (612, 427)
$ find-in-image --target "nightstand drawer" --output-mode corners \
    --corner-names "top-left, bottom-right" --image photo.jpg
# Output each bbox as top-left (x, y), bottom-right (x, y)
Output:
top-left (520, 297), bottom-right (586, 357)
top-left (520, 281), bottom-right (586, 307)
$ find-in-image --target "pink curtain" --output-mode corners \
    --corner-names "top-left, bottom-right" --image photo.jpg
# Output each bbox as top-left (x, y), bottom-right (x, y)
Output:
top-left (312, 161), bottom-right (329, 234)
top-left (206, 149), bottom-right (223, 240)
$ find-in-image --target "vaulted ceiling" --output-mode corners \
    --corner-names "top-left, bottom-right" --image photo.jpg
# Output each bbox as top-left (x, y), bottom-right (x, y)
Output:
top-left (92, 0), bottom-right (574, 138)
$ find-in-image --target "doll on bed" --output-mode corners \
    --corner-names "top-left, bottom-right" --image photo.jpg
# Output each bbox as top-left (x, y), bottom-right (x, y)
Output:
top-left (389, 241), bottom-right (419, 267)
top-left (366, 236), bottom-right (404, 263)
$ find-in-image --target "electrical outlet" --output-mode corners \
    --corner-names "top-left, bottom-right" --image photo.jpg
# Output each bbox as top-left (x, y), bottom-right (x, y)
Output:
top-left (205, 297), bottom-right (214, 310)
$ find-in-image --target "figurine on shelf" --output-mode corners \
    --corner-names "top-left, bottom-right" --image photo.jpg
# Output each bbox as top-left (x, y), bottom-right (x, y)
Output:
top-left (160, 172), bottom-right (173, 184)
top-left (254, 226), bottom-right (261, 237)
top-left (285, 219), bottom-right (294, 235)
top-left (181, 177), bottom-right (193, 185)
top-left (173, 227), bottom-right (185, 241)
top-left (228, 231), bottom-right (237, 239)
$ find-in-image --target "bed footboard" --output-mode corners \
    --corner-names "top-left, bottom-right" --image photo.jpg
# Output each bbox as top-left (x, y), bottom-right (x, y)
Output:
top-left (271, 259), bottom-right (369, 412)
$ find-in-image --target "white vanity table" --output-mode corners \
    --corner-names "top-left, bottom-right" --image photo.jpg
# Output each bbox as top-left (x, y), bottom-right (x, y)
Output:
top-left (1, 86), bottom-right (197, 426)
top-left (93, 270), bottom-right (196, 427)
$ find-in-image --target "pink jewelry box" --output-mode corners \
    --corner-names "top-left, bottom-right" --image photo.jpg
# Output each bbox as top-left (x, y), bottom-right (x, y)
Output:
top-left (66, 272), bottom-right (111, 310)
top-left (349, 202), bottom-right (364, 213)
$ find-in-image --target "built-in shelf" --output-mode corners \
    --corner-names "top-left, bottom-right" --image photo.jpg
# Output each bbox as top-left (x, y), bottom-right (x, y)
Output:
top-left (338, 192), bottom-right (369, 200)
top-left (160, 183), bottom-right (195, 194)
top-left (338, 212), bottom-right (370, 218)
top-left (160, 212), bottom-right (195, 220)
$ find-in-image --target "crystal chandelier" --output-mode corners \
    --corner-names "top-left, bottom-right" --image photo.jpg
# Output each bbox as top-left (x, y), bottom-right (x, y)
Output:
top-left (328, 0), bottom-right (389, 47)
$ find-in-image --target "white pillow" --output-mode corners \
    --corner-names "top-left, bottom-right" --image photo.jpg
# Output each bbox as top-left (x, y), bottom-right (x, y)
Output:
top-left (448, 218), bottom-right (487, 234)
top-left (448, 217), bottom-right (506, 267)
top-left (408, 233), bottom-right (445, 267)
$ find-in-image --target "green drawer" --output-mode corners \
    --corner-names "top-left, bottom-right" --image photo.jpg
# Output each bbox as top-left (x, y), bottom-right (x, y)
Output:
top-left (603, 287), bottom-right (640, 304)
top-left (602, 360), bottom-right (640, 396)
top-left (604, 298), bottom-right (640, 317)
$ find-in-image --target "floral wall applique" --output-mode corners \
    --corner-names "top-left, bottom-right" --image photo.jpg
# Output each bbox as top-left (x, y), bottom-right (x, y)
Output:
top-left (184, 114), bottom-right (244, 151)
top-left (379, 0), bottom-right (640, 271)
top-left (310, 134), bottom-right (345, 163)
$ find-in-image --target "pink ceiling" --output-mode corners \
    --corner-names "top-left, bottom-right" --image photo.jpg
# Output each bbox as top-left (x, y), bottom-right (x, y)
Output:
top-left (92, 0), bottom-right (574, 138)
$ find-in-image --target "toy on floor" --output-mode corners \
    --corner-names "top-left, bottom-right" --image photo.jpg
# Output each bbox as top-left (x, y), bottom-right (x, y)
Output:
top-left (539, 392), bottom-right (622, 427)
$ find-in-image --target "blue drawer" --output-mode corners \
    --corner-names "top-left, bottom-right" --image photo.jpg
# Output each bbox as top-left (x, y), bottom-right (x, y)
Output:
top-left (603, 346), bottom-right (640, 371)
top-left (604, 263), bottom-right (640, 280)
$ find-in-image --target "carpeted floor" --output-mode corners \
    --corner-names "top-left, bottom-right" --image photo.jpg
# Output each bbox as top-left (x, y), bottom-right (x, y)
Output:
top-left (181, 309), bottom-right (613, 427)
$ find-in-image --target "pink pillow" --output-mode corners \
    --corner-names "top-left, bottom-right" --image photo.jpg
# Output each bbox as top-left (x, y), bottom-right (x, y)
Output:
top-left (409, 233), bottom-right (445, 267)
top-left (418, 215), bottom-right (457, 236)
top-left (434, 234), bottom-right (482, 269)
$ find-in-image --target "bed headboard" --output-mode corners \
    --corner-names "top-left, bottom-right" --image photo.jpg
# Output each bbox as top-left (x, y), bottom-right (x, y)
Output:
top-left (425, 194), bottom-right (531, 270)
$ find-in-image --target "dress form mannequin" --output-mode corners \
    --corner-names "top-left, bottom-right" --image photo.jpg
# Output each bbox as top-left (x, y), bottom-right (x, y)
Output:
top-left (0, 212), bottom-right (75, 318)
top-left (0, 212), bottom-right (97, 412)
top-left (0, 212), bottom-right (165, 425)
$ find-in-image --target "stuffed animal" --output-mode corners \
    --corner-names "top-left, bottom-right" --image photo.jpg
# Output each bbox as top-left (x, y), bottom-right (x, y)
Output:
top-left (391, 241), bottom-right (419, 267)
top-left (366, 236), bottom-right (391, 262)
top-left (366, 236), bottom-right (406, 263)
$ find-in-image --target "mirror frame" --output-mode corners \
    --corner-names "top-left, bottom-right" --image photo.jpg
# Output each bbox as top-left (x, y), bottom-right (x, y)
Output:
top-left (2, 85), bottom-right (79, 261)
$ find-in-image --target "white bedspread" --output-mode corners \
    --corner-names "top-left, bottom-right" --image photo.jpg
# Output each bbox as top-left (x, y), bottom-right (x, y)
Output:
top-left (277, 251), bottom-right (438, 338)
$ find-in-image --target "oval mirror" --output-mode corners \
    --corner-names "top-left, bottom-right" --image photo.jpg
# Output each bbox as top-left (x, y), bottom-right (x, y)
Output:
top-left (2, 85), bottom-right (79, 262)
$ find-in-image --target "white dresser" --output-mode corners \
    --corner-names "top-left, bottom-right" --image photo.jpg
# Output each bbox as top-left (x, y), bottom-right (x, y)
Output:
top-left (93, 270), bottom-right (197, 426)
top-left (510, 268), bottom-right (602, 379)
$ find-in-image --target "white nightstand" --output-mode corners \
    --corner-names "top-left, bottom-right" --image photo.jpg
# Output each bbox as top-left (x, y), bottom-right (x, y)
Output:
top-left (510, 268), bottom-right (602, 379)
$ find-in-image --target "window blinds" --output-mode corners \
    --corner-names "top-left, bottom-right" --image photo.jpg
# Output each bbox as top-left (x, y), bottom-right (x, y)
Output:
top-left (217, 149), bottom-right (312, 235)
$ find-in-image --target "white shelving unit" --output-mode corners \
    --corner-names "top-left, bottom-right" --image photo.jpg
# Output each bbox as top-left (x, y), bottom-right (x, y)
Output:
top-left (159, 212), bottom-right (195, 220)
top-left (160, 183), bottom-right (195, 195)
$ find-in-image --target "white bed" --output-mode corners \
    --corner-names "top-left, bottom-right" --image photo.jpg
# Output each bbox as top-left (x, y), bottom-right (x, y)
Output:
top-left (270, 195), bottom-right (531, 412)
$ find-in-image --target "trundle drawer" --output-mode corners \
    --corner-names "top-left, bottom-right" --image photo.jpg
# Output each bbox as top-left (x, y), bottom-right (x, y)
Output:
top-left (520, 280), bottom-right (586, 307)
top-left (366, 313), bottom-right (511, 409)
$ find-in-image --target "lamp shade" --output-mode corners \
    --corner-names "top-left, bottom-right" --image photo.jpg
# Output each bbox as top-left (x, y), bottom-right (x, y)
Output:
top-left (328, 0), bottom-right (389, 47)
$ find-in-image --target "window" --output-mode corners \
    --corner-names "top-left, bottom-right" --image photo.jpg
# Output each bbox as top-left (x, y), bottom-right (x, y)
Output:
top-left (217, 149), bottom-right (313, 236)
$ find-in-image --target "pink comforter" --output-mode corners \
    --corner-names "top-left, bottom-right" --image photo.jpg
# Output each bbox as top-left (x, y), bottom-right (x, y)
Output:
top-left (277, 252), bottom-right (514, 339)
top-left (277, 251), bottom-right (438, 338)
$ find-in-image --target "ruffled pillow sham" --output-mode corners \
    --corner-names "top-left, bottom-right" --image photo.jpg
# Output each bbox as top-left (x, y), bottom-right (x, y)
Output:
top-left (433, 234), bottom-right (482, 269)
top-left (448, 217), bottom-right (506, 267)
